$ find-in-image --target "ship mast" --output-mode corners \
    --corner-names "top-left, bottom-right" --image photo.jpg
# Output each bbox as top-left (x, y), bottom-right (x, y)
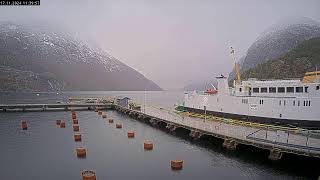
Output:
top-left (231, 47), bottom-right (241, 85)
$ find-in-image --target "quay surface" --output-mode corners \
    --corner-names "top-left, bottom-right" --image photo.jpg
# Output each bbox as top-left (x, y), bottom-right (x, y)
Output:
top-left (114, 104), bottom-right (320, 160)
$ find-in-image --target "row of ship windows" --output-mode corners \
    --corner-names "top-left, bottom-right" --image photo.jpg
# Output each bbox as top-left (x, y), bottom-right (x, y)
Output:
top-left (239, 86), bottom-right (320, 93)
top-left (241, 99), bottom-right (311, 107)
top-left (280, 100), bottom-right (311, 107)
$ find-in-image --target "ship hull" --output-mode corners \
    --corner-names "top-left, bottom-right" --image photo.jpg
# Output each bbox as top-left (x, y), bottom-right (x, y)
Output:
top-left (184, 106), bottom-right (320, 129)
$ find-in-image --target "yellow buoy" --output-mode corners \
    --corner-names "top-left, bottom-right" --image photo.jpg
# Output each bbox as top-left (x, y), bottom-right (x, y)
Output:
top-left (76, 147), bottom-right (87, 157)
top-left (144, 141), bottom-right (153, 150)
top-left (171, 160), bottom-right (183, 170)
top-left (81, 170), bottom-right (96, 180)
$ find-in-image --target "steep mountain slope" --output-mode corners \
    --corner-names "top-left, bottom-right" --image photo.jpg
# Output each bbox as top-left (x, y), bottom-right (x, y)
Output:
top-left (241, 37), bottom-right (320, 80)
top-left (229, 17), bottom-right (320, 82)
top-left (183, 80), bottom-right (217, 91)
top-left (0, 22), bottom-right (161, 91)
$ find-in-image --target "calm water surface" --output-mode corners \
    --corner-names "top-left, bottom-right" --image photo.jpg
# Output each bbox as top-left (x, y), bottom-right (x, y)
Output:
top-left (0, 91), bottom-right (318, 179)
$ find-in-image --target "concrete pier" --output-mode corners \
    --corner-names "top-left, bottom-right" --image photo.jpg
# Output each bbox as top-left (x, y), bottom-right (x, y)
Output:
top-left (114, 104), bottom-right (320, 161)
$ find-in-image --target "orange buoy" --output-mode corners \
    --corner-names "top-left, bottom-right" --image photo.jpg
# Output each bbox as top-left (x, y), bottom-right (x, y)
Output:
top-left (81, 170), bottom-right (96, 180)
top-left (171, 160), bottom-right (183, 170)
top-left (73, 119), bottom-right (79, 124)
top-left (76, 147), bottom-right (87, 157)
top-left (98, 111), bottom-right (102, 115)
top-left (60, 121), bottom-right (66, 128)
top-left (74, 133), bottom-right (82, 142)
top-left (56, 120), bottom-right (61, 126)
top-left (102, 114), bottom-right (107, 118)
top-left (127, 131), bottom-right (135, 138)
top-left (108, 119), bottom-right (114, 123)
top-left (73, 125), bottom-right (80, 132)
top-left (144, 141), bottom-right (153, 150)
top-left (21, 121), bottom-right (28, 130)
top-left (116, 123), bottom-right (122, 129)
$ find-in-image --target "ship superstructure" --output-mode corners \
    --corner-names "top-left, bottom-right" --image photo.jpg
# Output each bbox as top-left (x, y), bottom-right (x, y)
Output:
top-left (183, 73), bottom-right (320, 129)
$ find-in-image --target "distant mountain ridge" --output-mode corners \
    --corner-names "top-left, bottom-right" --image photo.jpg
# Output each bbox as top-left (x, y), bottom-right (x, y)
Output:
top-left (229, 17), bottom-right (320, 82)
top-left (241, 37), bottom-right (320, 80)
top-left (0, 22), bottom-right (162, 91)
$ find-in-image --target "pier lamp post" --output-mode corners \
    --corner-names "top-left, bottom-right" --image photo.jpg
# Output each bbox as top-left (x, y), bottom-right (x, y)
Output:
top-left (306, 131), bottom-right (310, 149)
top-left (204, 106), bottom-right (207, 122)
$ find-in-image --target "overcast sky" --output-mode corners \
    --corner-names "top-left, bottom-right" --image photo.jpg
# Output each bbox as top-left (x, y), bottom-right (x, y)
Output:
top-left (1, 0), bottom-right (320, 89)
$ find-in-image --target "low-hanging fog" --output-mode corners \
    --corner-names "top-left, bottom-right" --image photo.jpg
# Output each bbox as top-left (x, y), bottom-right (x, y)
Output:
top-left (1, 0), bottom-right (320, 90)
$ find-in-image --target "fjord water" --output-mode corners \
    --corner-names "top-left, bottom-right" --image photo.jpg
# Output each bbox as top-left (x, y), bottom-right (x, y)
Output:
top-left (0, 91), bottom-right (317, 179)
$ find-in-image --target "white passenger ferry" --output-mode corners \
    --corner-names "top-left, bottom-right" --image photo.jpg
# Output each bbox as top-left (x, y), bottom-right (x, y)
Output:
top-left (183, 71), bottom-right (320, 129)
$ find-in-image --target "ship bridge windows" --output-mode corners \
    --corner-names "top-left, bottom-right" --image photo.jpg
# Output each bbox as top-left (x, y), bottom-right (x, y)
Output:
top-left (303, 100), bottom-right (311, 106)
top-left (261, 87), bottom-right (267, 93)
top-left (239, 87), bottom-right (242, 92)
top-left (305, 86), bottom-right (309, 93)
top-left (287, 87), bottom-right (294, 93)
top-left (296, 87), bottom-right (303, 93)
top-left (316, 85), bottom-right (320, 90)
top-left (269, 87), bottom-right (276, 93)
top-left (242, 99), bottom-right (248, 104)
top-left (278, 87), bottom-right (285, 93)
top-left (259, 99), bottom-right (264, 104)
top-left (253, 88), bottom-right (259, 93)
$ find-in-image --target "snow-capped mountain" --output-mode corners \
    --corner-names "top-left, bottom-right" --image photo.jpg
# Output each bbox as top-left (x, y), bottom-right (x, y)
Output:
top-left (0, 22), bottom-right (161, 91)
top-left (229, 17), bottom-right (320, 82)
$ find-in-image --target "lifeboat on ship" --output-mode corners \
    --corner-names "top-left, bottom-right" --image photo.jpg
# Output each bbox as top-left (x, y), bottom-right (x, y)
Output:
top-left (205, 84), bottom-right (218, 94)
top-left (205, 88), bottom-right (218, 94)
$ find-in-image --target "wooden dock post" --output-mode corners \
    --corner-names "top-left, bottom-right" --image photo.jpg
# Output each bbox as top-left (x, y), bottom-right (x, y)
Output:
top-left (223, 139), bottom-right (238, 150)
top-left (268, 148), bottom-right (283, 161)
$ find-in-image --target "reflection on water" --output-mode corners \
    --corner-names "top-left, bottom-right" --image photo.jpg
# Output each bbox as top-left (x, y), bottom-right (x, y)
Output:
top-left (0, 91), bottom-right (317, 179)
